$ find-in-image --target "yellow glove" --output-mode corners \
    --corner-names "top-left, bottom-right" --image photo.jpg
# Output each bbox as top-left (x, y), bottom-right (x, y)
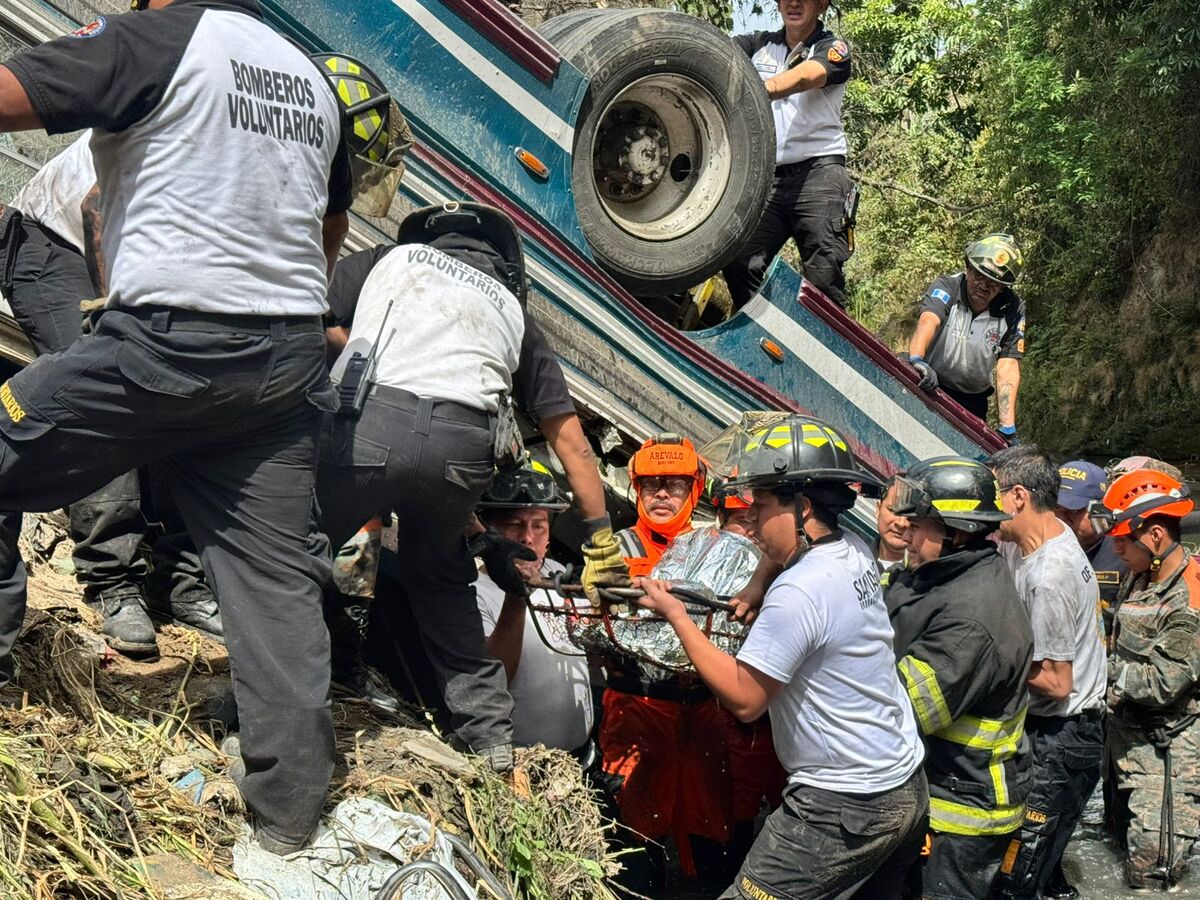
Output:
top-left (581, 523), bottom-right (631, 607)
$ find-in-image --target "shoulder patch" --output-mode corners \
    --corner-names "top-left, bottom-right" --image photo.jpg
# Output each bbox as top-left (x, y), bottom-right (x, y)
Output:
top-left (70, 17), bottom-right (106, 38)
top-left (828, 40), bottom-right (849, 63)
top-left (930, 288), bottom-right (951, 305)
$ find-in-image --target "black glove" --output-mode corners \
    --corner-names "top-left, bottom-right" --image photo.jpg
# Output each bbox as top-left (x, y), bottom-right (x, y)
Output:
top-left (470, 530), bottom-right (537, 596)
top-left (998, 424), bottom-right (1019, 446)
top-left (909, 355), bottom-right (939, 391)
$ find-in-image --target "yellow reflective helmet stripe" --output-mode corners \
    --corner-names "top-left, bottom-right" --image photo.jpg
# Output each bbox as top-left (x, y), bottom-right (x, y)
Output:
top-left (898, 656), bottom-right (953, 734)
top-left (930, 797), bottom-right (1026, 836)
top-left (932, 498), bottom-right (983, 512)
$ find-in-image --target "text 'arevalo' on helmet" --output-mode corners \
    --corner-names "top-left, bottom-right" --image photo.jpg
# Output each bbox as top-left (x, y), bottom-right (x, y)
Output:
top-left (965, 233), bottom-right (1023, 286)
top-left (397, 201), bottom-right (528, 304)
top-left (478, 459), bottom-right (570, 512)
top-left (727, 415), bottom-right (883, 512)
top-left (890, 456), bottom-right (1010, 534)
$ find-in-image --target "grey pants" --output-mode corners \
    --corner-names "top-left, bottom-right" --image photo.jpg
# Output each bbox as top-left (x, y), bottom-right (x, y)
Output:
top-left (0, 307), bottom-right (334, 844)
top-left (316, 384), bottom-right (513, 753)
top-left (720, 767), bottom-right (928, 900)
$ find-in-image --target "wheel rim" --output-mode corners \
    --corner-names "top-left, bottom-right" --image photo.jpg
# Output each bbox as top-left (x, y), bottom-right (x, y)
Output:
top-left (590, 73), bottom-right (731, 242)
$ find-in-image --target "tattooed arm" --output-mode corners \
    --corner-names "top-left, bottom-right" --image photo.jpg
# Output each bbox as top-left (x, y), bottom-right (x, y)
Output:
top-left (996, 357), bottom-right (1020, 429)
top-left (80, 182), bottom-right (105, 296)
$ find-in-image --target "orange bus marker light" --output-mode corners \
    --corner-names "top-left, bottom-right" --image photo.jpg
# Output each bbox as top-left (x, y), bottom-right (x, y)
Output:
top-left (760, 338), bottom-right (786, 363)
top-left (515, 147), bottom-right (550, 179)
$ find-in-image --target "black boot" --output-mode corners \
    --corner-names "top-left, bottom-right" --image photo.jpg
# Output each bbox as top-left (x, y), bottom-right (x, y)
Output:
top-left (86, 585), bottom-right (157, 656)
top-left (144, 531), bottom-right (224, 642)
top-left (326, 594), bottom-right (400, 713)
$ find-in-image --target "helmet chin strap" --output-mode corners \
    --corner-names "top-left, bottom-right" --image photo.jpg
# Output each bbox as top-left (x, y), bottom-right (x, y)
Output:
top-left (1132, 529), bottom-right (1180, 575)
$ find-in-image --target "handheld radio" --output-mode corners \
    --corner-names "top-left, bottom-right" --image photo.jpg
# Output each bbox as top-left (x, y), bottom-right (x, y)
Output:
top-left (336, 299), bottom-right (393, 417)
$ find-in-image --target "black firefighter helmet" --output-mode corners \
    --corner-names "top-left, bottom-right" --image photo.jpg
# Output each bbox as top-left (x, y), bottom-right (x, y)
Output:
top-left (397, 201), bottom-right (528, 304)
top-left (727, 414), bottom-right (883, 513)
top-left (890, 456), bottom-right (1010, 535)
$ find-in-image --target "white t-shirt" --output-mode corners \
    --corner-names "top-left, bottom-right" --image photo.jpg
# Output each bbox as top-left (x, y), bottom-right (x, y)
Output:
top-left (331, 245), bottom-right (524, 414)
top-left (11, 131), bottom-right (96, 254)
top-left (737, 532), bottom-right (924, 792)
top-left (1000, 524), bottom-right (1107, 717)
top-left (476, 559), bottom-right (593, 751)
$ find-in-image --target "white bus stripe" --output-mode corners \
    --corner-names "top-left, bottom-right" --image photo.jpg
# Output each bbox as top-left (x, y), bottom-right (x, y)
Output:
top-left (745, 296), bottom-right (958, 460)
top-left (393, 0), bottom-right (575, 153)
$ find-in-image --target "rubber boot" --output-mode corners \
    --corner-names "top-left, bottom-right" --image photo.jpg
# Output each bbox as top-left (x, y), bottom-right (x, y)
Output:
top-left (86, 585), bottom-right (157, 656)
top-left (326, 594), bottom-right (400, 713)
top-left (1043, 861), bottom-right (1079, 899)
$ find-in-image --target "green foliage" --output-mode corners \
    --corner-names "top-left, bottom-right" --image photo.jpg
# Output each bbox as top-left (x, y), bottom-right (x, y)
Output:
top-left (673, 1), bottom-right (763, 32)
top-left (837, 0), bottom-right (1200, 458)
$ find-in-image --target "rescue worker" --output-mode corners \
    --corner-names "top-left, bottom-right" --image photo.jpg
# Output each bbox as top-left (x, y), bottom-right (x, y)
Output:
top-left (638, 414), bottom-right (928, 899)
top-left (0, 0), bottom-right (352, 854)
top-left (600, 434), bottom-right (736, 891)
top-left (1091, 468), bottom-right (1200, 889)
top-left (1055, 460), bottom-right (1127, 635)
top-left (907, 233), bottom-right (1025, 438)
top-left (876, 475), bottom-right (908, 579)
top-left (474, 461), bottom-right (594, 756)
top-left (714, 485), bottom-right (756, 542)
top-left (726, 0), bottom-right (855, 308)
top-left (989, 446), bottom-right (1106, 900)
top-left (886, 456), bottom-right (1034, 898)
top-left (316, 201), bottom-right (619, 773)
top-left (0, 133), bottom-right (220, 655)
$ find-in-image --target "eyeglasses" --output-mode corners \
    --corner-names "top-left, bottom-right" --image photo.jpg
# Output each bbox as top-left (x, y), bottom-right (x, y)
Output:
top-left (638, 476), bottom-right (693, 497)
top-left (998, 484), bottom-right (1020, 494)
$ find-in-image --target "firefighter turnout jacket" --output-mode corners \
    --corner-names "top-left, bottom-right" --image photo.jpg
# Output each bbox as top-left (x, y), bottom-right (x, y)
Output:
top-left (886, 544), bottom-right (1035, 836)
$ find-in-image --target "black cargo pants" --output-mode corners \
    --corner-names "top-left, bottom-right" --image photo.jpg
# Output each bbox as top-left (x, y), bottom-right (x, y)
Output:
top-left (723, 156), bottom-right (852, 309)
top-left (0, 306), bottom-right (334, 844)
top-left (992, 711), bottom-right (1104, 898)
top-left (5, 219), bottom-right (147, 599)
top-left (315, 384), bottom-right (513, 755)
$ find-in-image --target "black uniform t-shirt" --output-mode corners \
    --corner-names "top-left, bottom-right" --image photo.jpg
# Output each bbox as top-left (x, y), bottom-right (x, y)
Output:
top-left (4, 0), bottom-right (353, 315)
top-left (327, 245), bottom-right (575, 424)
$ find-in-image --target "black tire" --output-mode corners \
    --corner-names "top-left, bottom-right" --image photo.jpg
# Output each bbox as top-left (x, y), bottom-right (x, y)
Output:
top-left (539, 9), bottom-right (774, 297)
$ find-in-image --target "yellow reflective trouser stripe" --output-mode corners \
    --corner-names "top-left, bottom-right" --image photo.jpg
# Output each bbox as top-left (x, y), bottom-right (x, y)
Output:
top-left (898, 656), bottom-right (953, 734)
top-left (930, 797), bottom-right (1026, 836)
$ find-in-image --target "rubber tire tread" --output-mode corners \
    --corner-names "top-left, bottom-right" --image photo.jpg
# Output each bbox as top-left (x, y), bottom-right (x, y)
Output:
top-left (538, 9), bottom-right (774, 297)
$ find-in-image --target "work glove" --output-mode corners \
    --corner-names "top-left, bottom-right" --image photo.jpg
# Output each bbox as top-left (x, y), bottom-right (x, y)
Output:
top-left (470, 530), bottom-right (537, 596)
top-left (997, 424), bottom-right (1019, 446)
top-left (909, 355), bottom-right (938, 392)
top-left (580, 516), bottom-right (632, 606)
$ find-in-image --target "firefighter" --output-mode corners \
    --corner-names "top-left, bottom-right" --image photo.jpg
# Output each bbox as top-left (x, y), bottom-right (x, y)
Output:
top-left (907, 233), bottom-right (1025, 438)
top-left (0, 0), bottom-right (352, 853)
top-left (1091, 469), bottom-right (1200, 889)
top-left (1055, 460), bottom-right (1126, 634)
top-left (714, 485), bottom-right (756, 541)
top-left (615, 433), bottom-right (704, 575)
top-left (886, 456), bottom-right (1035, 898)
top-left (316, 201), bottom-right (617, 770)
top-left (726, 0), bottom-right (856, 308)
top-left (637, 414), bottom-right (928, 899)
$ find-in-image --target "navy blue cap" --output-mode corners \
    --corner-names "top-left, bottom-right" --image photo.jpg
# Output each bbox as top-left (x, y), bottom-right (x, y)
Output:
top-left (1057, 460), bottom-right (1107, 510)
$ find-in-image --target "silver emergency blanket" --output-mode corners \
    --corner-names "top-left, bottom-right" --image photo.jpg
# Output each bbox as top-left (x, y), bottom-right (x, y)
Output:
top-left (567, 527), bottom-right (760, 672)
top-left (233, 797), bottom-right (476, 900)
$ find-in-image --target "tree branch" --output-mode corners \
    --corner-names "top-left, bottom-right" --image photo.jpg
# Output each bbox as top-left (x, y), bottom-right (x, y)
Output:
top-left (850, 170), bottom-right (992, 213)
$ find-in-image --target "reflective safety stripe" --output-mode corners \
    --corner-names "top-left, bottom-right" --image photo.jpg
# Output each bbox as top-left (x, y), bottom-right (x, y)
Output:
top-left (930, 797), bottom-right (1025, 836)
top-left (935, 708), bottom-right (1026, 809)
top-left (898, 655), bottom-right (953, 734)
top-left (936, 708), bottom-right (1027, 750)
